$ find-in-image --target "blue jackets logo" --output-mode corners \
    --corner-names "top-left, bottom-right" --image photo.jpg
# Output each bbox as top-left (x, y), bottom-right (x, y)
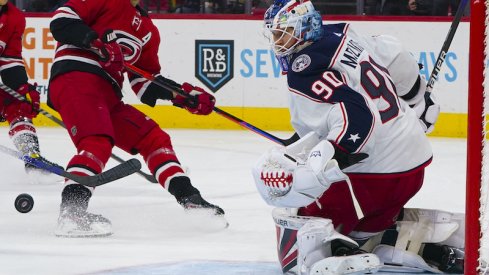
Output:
top-left (195, 40), bottom-right (234, 92)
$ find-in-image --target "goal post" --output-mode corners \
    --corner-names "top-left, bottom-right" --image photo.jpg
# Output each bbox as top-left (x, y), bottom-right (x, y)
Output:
top-left (466, 0), bottom-right (488, 274)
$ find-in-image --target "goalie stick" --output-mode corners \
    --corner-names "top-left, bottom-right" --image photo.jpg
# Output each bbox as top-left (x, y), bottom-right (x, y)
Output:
top-left (0, 82), bottom-right (158, 184)
top-left (125, 64), bottom-right (299, 146)
top-left (0, 144), bottom-right (142, 187)
top-left (417, 0), bottom-right (468, 133)
top-left (426, 0), bottom-right (468, 93)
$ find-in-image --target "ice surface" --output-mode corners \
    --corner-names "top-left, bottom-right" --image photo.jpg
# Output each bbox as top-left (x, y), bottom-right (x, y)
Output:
top-left (0, 128), bottom-right (466, 275)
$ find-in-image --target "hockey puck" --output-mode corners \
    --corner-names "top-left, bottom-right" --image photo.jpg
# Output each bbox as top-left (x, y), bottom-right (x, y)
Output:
top-left (15, 193), bottom-right (34, 213)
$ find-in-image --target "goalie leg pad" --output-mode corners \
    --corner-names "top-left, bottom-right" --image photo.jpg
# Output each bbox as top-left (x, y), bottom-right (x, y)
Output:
top-left (370, 208), bottom-right (465, 273)
top-left (373, 244), bottom-right (443, 274)
top-left (400, 208), bottom-right (465, 248)
top-left (309, 253), bottom-right (381, 275)
top-left (272, 208), bottom-right (361, 275)
top-left (272, 208), bottom-right (305, 274)
top-left (297, 218), bottom-right (359, 275)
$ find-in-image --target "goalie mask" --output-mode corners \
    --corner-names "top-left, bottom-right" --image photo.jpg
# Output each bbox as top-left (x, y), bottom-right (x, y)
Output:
top-left (263, 0), bottom-right (323, 70)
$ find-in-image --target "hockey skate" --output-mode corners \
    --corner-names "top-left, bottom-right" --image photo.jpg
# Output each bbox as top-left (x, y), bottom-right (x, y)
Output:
top-left (24, 154), bottom-right (64, 184)
top-left (54, 206), bottom-right (113, 238)
top-left (177, 193), bottom-right (228, 230)
top-left (422, 244), bottom-right (464, 273)
top-left (55, 184), bottom-right (112, 237)
top-left (9, 118), bottom-right (63, 184)
top-left (177, 193), bottom-right (225, 216)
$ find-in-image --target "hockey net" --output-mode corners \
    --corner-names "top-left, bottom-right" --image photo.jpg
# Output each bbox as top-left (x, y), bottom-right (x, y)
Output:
top-left (467, 1), bottom-right (489, 274)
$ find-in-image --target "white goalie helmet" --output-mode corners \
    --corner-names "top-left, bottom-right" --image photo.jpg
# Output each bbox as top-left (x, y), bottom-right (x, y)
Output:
top-left (263, 0), bottom-right (323, 58)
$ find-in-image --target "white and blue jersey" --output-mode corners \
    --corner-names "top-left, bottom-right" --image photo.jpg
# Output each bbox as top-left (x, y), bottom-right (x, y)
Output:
top-left (286, 23), bottom-right (432, 174)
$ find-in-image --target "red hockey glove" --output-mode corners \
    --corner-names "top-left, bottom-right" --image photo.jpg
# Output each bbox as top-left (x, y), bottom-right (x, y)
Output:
top-left (17, 83), bottom-right (40, 118)
top-left (171, 82), bottom-right (215, 115)
top-left (91, 39), bottom-right (125, 83)
top-left (2, 83), bottom-right (40, 122)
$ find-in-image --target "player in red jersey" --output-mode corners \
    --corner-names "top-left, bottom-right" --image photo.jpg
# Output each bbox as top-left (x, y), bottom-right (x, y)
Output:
top-left (0, 0), bottom-right (59, 181)
top-left (48, 0), bottom-right (225, 237)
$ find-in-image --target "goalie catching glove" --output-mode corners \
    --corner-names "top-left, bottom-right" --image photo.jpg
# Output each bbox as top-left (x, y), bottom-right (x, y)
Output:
top-left (171, 82), bottom-right (216, 115)
top-left (252, 140), bottom-right (349, 208)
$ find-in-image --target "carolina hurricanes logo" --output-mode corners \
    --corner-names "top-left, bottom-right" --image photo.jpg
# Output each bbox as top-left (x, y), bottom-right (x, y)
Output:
top-left (111, 30), bottom-right (148, 65)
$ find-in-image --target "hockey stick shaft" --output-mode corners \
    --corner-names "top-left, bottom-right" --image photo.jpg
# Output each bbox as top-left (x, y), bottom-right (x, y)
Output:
top-left (426, 0), bottom-right (468, 93)
top-left (0, 82), bottom-right (158, 183)
top-left (0, 144), bottom-right (142, 187)
top-left (125, 64), bottom-right (297, 146)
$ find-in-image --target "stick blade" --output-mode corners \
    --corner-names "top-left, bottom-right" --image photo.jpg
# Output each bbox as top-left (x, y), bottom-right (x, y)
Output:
top-left (71, 159), bottom-right (142, 187)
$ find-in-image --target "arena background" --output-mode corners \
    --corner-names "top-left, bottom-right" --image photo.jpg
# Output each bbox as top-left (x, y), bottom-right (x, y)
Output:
top-left (16, 14), bottom-right (470, 138)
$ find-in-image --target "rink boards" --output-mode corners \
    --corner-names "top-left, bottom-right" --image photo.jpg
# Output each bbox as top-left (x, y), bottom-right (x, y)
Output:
top-left (14, 16), bottom-right (470, 138)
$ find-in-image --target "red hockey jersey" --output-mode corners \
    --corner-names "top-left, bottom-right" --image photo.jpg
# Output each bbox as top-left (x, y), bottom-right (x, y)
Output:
top-left (50, 0), bottom-right (169, 105)
top-left (0, 2), bottom-right (28, 90)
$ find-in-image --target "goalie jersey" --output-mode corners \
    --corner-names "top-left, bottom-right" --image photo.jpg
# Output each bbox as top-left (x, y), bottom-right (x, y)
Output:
top-left (286, 23), bottom-right (432, 174)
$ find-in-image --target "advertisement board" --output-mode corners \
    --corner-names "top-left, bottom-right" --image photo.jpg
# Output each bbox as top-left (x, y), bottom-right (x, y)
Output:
top-left (21, 17), bottom-right (470, 136)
